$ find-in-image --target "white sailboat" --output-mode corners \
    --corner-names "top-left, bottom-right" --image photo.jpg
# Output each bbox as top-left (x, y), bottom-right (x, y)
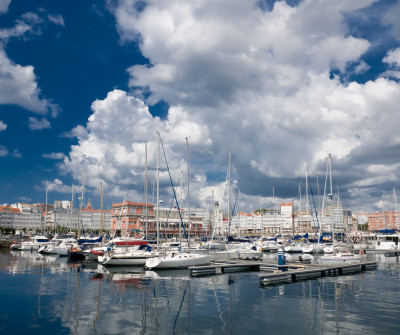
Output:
top-left (100, 246), bottom-right (160, 266)
top-left (145, 251), bottom-right (211, 269)
top-left (318, 251), bottom-right (362, 265)
top-left (145, 135), bottom-right (211, 269)
top-left (213, 150), bottom-right (262, 260)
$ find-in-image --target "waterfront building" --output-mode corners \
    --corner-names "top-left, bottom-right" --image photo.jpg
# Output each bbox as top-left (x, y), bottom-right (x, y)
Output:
top-left (0, 205), bottom-right (22, 229)
top-left (1, 201), bottom-right (112, 233)
top-left (368, 210), bottom-right (400, 231)
top-left (281, 202), bottom-right (294, 235)
top-left (354, 213), bottom-right (369, 230)
top-left (111, 201), bottom-right (207, 239)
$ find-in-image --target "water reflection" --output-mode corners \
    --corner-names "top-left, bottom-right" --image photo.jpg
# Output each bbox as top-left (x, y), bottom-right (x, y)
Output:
top-left (0, 249), bottom-right (399, 334)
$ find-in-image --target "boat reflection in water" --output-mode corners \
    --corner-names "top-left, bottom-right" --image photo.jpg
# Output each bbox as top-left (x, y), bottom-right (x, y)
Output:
top-left (0, 250), bottom-right (400, 334)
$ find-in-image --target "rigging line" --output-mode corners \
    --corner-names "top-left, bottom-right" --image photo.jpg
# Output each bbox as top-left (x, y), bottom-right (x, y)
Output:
top-left (159, 136), bottom-right (189, 242)
top-left (306, 165), bottom-right (320, 232)
top-left (163, 195), bottom-right (175, 239)
top-left (164, 173), bottom-right (182, 238)
top-left (230, 189), bottom-right (239, 227)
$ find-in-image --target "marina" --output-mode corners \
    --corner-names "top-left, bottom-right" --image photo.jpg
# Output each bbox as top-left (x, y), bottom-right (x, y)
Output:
top-left (1, 247), bottom-right (399, 334)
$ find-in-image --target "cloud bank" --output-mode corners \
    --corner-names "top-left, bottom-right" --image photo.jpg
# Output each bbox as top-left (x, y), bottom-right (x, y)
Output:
top-left (61, 0), bottom-right (400, 212)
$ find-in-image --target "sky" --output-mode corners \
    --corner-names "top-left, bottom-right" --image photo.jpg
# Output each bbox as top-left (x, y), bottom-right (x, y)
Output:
top-left (1, 0), bottom-right (400, 215)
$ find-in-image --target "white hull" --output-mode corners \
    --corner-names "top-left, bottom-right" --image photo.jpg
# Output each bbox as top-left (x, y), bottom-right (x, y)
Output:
top-left (18, 235), bottom-right (60, 251)
top-left (284, 245), bottom-right (303, 253)
top-left (101, 251), bottom-right (160, 266)
top-left (318, 252), bottom-right (362, 265)
top-left (38, 245), bottom-right (58, 255)
top-left (20, 238), bottom-right (52, 251)
top-left (213, 249), bottom-right (263, 260)
top-left (10, 242), bottom-right (22, 250)
top-left (145, 253), bottom-right (211, 269)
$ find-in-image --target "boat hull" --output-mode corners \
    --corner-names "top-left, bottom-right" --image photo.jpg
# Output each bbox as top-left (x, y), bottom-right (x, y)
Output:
top-left (145, 253), bottom-right (211, 269)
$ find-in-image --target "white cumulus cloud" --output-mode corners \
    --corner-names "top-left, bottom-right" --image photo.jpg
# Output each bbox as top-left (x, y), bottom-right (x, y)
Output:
top-left (61, 0), bottom-right (400, 212)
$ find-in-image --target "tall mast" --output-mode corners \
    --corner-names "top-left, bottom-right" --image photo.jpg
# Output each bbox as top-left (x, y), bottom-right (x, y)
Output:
top-left (179, 170), bottom-right (183, 243)
top-left (228, 149), bottom-right (231, 239)
top-left (394, 187), bottom-right (399, 230)
top-left (186, 137), bottom-right (191, 247)
top-left (71, 184), bottom-right (74, 232)
top-left (156, 132), bottom-right (160, 249)
top-left (237, 189), bottom-right (241, 237)
top-left (259, 195), bottom-right (263, 237)
top-left (100, 181), bottom-right (103, 235)
top-left (211, 189), bottom-right (214, 240)
top-left (328, 154), bottom-right (334, 242)
top-left (145, 141), bottom-right (149, 238)
top-left (78, 169), bottom-right (86, 240)
top-left (305, 163), bottom-right (309, 235)
top-left (273, 187), bottom-right (276, 235)
top-left (44, 180), bottom-right (48, 232)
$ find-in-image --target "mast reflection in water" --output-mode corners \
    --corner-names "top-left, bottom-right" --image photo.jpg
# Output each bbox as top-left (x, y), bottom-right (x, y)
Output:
top-left (0, 250), bottom-right (399, 335)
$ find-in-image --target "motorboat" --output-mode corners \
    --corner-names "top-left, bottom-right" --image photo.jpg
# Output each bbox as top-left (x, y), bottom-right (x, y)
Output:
top-left (53, 238), bottom-right (78, 256)
top-left (19, 235), bottom-right (52, 251)
top-left (10, 241), bottom-right (22, 250)
top-left (145, 252), bottom-right (211, 269)
top-left (38, 244), bottom-right (58, 255)
top-left (373, 234), bottom-right (400, 252)
top-left (38, 235), bottom-right (73, 255)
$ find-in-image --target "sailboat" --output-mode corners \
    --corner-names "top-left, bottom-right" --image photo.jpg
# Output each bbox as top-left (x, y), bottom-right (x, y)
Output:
top-left (318, 154), bottom-right (361, 264)
top-left (145, 135), bottom-right (211, 269)
top-left (318, 250), bottom-right (362, 265)
top-left (101, 245), bottom-right (160, 266)
top-left (213, 150), bottom-right (262, 260)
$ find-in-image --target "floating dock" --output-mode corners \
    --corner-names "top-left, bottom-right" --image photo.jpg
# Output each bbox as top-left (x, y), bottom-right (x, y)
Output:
top-left (188, 260), bottom-right (378, 286)
top-left (384, 251), bottom-right (400, 257)
top-left (260, 261), bottom-right (377, 285)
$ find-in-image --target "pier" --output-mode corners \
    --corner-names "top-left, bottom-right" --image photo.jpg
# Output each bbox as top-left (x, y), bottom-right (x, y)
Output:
top-left (188, 260), bottom-right (378, 285)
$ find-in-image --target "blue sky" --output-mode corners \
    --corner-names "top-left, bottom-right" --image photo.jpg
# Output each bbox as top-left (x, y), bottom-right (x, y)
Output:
top-left (1, 0), bottom-right (400, 214)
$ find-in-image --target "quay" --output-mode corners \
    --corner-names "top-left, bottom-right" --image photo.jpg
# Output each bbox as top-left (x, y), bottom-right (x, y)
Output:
top-left (189, 260), bottom-right (378, 285)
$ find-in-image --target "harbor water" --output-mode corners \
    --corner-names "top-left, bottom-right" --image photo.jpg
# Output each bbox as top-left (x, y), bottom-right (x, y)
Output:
top-left (0, 249), bottom-right (399, 334)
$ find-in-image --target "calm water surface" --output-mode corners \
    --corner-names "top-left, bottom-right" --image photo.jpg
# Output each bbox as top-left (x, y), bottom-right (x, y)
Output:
top-left (0, 249), bottom-right (399, 335)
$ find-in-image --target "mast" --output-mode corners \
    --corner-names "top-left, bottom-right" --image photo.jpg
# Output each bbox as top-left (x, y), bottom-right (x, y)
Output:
top-left (100, 181), bottom-right (103, 235)
top-left (145, 141), bottom-right (149, 238)
top-left (44, 180), bottom-right (48, 232)
top-left (237, 189), bottom-right (241, 237)
top-left (211, 189), bottom-right (214, 241)
top-left (78, 169), bottom-right (86, 240)
top-left (156, 132), bottom-right (160, 250)
top-left (71, 184), bottom-right (74, 232)
top-left (228, 149), bottom-right (231, 239)
top-left (305, 163), bottom-right (309, 235)
top-left (259, 195), bottom-right (263, 237)
top-left (328, 154), bottom-right (334, 242)
top-left (394, 187), bottom-right (399, 230)
top-left (273, 187), bottom-right (277, 235)
top-left (179, 170), bottom-right (183, 244)
top-left (186, 137), bottom-right (191, 248)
